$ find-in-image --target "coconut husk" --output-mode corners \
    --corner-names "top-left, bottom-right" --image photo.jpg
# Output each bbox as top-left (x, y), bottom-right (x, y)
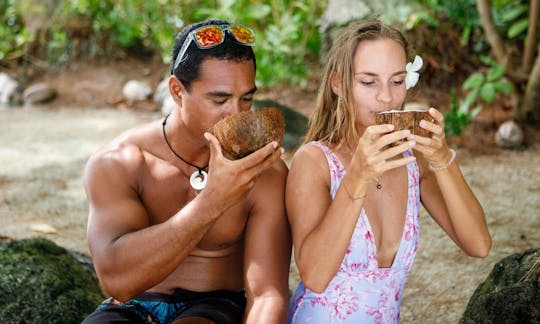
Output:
top-left (375, 109), bottom-right (434, 137)
top-left (212, 107), bottom-right (285, 159)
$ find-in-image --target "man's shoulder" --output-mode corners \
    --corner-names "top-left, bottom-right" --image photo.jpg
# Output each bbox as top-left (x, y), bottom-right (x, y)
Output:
top-left (85, 122), bottom-right (158, 178)
top-left (248, 159), bottom-right (288, 202)
top-left (262, 158), bottom-right (288, 181)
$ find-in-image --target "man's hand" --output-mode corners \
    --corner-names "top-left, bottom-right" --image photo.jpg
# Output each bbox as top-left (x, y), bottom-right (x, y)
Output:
top-left (203, 132), bottom-right (283, 212)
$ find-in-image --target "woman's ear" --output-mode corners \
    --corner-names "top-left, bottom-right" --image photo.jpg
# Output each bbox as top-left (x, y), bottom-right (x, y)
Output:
top-left (331, 72), bottom-right (341, 97)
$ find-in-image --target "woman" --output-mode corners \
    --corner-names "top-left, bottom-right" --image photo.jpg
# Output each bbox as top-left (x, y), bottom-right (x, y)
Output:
top-left (286, 20), bottom-right (491, 323)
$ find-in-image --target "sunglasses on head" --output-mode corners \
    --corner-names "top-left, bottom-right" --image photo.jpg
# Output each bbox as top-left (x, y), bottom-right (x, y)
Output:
top-left (173, 24), bottom-right (255, 72)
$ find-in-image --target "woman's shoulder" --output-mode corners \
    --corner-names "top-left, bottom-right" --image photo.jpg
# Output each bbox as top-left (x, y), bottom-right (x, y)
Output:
top-left (289, 141), bottom-right (332, 174)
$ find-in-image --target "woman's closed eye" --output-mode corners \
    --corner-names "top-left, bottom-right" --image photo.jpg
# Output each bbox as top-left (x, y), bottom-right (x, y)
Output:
top-left (360, 80), bottom-right (375, 86)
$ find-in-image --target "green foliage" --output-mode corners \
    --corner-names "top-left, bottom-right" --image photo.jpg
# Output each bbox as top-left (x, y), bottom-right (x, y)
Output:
top-left (0, 0), bottom-right (325, 87)
top-left (188, 0), bottom-right (325, 86)
top-left (444, 88), bottom-right (481, 138)
top-left (445, 59), bottom-right (513, 137)
top-left (0, 0), bottom-right (32, 61)
top-left (0, 238), bottom-right (103, 323)
top-left (414, 0), bottom-right (481, 45)
top-left (492, 0), bottom-right (531, 40)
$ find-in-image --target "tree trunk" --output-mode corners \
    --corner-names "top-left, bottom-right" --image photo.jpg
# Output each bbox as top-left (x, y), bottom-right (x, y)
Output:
top-left (518, 44), bottom-right (540, 124)
top-left (476, 0), bottom-right (508, 66)
top-left (523, 0), bottom-right (539, 73)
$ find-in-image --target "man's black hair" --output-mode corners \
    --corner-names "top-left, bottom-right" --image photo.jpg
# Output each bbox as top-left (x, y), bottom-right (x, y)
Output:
top-left (171, 19), bottom-right (256, 91)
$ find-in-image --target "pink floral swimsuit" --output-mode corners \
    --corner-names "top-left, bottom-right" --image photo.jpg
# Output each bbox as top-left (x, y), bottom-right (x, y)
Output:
top-left (288, 141), bottom-right (421, 324)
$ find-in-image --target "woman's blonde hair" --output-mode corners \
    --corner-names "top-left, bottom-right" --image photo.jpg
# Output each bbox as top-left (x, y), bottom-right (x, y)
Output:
top-left (304, 20), bottom-right (409, 148)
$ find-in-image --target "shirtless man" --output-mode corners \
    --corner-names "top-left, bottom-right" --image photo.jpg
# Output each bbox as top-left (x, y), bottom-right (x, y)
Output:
top-left (82, 19), bottom-right (291, 324)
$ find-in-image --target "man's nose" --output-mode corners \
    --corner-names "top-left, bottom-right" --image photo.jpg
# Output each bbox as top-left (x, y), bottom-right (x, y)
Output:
top-left (224, 99), bottom-right (243, 116)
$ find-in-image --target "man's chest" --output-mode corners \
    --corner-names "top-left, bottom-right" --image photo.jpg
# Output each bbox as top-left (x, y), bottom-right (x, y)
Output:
top-left (139, 160), bottom-right (250, 250)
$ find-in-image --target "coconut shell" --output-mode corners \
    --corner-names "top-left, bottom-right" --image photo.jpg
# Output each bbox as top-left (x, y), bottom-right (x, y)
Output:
top-left (375, 109), bottom-right (434, 137)
top-left (212, 107), bottom-right (285, 159)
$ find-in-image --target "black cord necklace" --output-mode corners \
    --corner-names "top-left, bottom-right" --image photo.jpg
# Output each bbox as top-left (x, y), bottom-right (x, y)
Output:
top-left (162, 113), bottom-right (208, 190)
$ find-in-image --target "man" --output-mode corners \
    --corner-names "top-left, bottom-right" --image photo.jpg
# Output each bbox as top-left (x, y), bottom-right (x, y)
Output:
top-left (82, 19), bottom-right (291, 324)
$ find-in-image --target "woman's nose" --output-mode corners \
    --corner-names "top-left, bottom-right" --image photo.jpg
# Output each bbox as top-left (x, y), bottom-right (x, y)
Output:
top-left (376, 84), bottom-right (392, 104)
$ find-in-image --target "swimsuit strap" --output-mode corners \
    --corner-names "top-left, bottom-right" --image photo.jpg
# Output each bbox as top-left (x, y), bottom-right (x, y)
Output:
top-left (309, 141), bottom-right (346, 196)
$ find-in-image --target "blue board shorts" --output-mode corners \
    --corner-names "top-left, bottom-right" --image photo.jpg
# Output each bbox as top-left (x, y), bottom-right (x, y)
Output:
top-left (82, 288), bottom-right (246, 324)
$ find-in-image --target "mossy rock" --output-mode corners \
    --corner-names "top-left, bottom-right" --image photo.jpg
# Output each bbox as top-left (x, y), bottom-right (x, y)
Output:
top-left (254, 99), bottom-right (308, 151)
top-left (0, 238), bottom-right (103, 324)
top-left (460, 248), bottom-right (540, 323)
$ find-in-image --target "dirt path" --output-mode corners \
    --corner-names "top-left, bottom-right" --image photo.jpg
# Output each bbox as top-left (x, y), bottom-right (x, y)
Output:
top-left (1, 107), bottom-right (538, 323)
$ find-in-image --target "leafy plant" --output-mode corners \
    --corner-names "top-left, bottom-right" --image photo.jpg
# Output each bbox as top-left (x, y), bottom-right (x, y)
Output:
top-left (414, 0), bottom-right (482, 45)
top-left (444, 88), bottom-right (481, 138)
top-left (444, 58), bottom-right (514, 137)
top-left (492, 0), bottom-right (530, 39)
top-left (0, 0), bottom-right (32, 62)
top-left (189, 0), bottom-right (325, 86)
top-left (0, 0), bottom-right (325, 87)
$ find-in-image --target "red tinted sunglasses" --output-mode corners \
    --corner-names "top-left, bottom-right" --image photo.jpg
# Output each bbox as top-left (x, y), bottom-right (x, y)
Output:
top-left (173, 24), bottom-right (255, 71)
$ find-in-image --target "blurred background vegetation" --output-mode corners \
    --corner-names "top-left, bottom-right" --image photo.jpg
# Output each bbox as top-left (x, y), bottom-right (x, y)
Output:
top-left (1, 0), bottom-right (538, 131)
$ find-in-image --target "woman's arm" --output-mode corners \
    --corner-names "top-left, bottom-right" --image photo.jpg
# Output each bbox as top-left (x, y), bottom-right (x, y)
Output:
top-left (412, 108), bottom-right (491, 257)
top-left (287, 127), bottom-right (414, 293)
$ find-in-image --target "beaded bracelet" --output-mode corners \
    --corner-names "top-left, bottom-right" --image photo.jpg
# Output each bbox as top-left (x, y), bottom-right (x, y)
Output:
top-left (428, 149), bottom-right (456, 172)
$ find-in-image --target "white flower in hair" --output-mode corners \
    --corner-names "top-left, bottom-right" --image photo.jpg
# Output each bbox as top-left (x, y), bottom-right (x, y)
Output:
top-left (405, 55), bottom-right (423, 90)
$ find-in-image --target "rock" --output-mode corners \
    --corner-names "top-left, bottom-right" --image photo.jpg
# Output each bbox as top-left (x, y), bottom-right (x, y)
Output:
top-left (122, 80), bottom-right (152, 101)
top-left (460, 248), bottom-right (540, 323)
top-left (0, 73), bottom-right (22, 107)
top-left (30, 223), bottom-right (58, 234)
top-left (154, 78), bottom-right (171, 104)
top-left (253, 99), bottom-right (308, 150)
top-left (23, 83), bottom-right (57, 104)
top-left (0, 237), bottom-right (103, 323)
top-left (319, 0), bottom-right (421, 61)
top-left (495, 120), bottom-right (524, 149)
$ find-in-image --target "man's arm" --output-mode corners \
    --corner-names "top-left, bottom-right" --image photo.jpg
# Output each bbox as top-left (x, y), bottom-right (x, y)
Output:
top-left (85, 137), bottom-right (284, 302)
top-left (243, 160), bottom-right (292, 324)
top-left (84, 144), bottom-right (227, 301)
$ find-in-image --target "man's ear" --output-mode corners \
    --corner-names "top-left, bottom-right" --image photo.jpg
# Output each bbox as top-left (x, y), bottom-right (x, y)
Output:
top-left (169, 75), bottom-right (184, 105)
top-left (331, 72), bottom-right (341, 97)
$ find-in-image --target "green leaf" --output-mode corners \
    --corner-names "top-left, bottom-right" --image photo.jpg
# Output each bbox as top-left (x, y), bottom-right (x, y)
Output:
top-left (462, 87), bottom-right (480, 112)
top-left (463, 73), bottom-right (484, 90)
top-left (493, 80), bottom-right (514, 94)
top-left (471, 105), bottom-right (483, 117)
top-left (507, 18), bottom-right (529, 39)
top-left (220, 0), bottom-right (236, 10)
top-left (460, 25), bottom-right (471, 46)
top-left (480, 83), bottom-right (496, 102)
top-left (486, 65), bottom-right (506, 82)
top-left (243, 5), bottom-right (271, 20)
top-left (459, 96), bottom-right (473, 114)
top-left (500, 5), bottom-right (527, 23)
top-left (479, 55), bottom-right (497, 66)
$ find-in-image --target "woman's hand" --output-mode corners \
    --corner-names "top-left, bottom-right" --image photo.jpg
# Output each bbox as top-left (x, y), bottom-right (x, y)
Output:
top-left (351, 124), bottom-right (416, 185)
top-left (411, 107), bottom-right (453, 167)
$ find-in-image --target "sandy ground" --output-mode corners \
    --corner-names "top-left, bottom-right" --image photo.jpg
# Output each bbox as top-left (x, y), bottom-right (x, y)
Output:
top-left (0, 106), bottom-right (539, 323)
